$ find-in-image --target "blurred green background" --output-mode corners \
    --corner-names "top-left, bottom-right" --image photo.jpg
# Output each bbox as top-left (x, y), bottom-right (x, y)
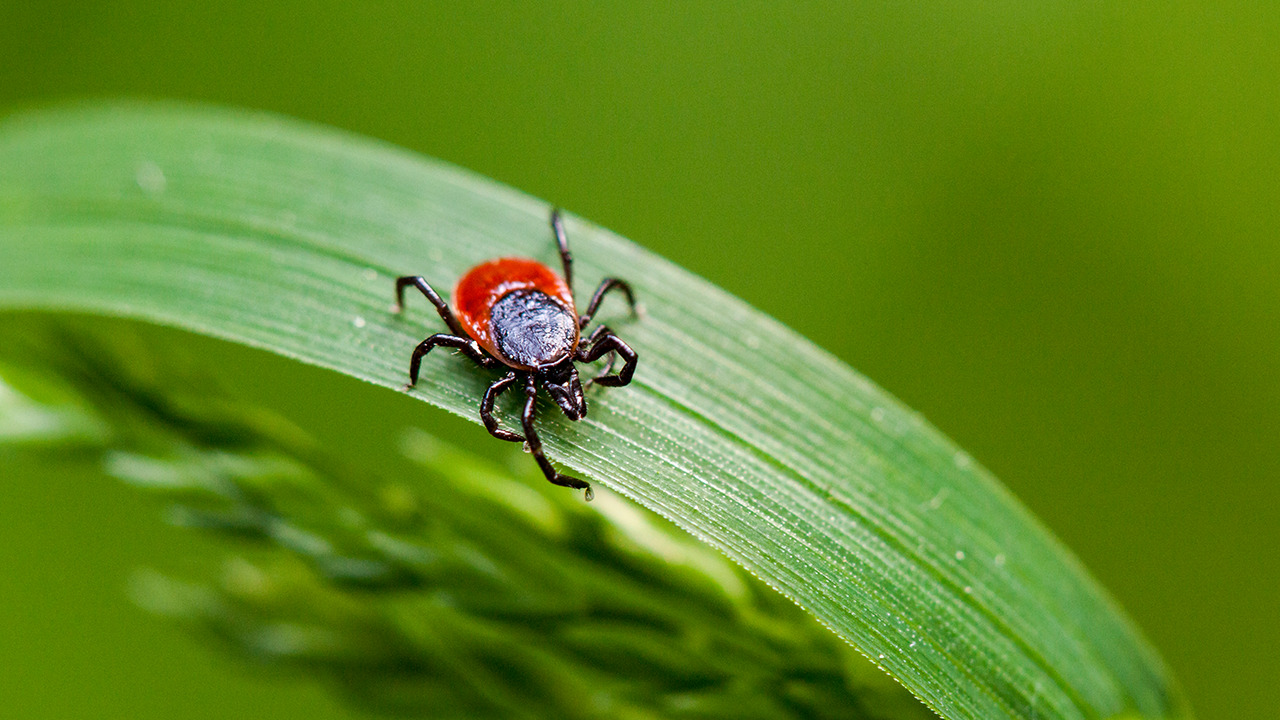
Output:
top-left (2, 2), bottom-right (1276, 718)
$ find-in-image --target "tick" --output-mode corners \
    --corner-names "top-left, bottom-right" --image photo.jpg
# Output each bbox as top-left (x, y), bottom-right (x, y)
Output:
top-left (394, 209), bottom-right (638, 500)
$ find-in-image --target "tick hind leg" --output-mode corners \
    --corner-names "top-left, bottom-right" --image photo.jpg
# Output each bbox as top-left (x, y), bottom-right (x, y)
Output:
top-left (550, 210), bottom-right (638, 327)
top-left (394, 276), bottom-right (469, 338)
top-left (406, 333), bottom-right (495, 388)
top-left (579, 278), bottom-right (637, 329)
top-left (577, 326), bottom-right (637, 387)
top-left (551, 208), bottom-right (574, 292)
top-left (521, 374), bottom-right (593, 501)
top-left (480, 372), bottom-right (525, 442)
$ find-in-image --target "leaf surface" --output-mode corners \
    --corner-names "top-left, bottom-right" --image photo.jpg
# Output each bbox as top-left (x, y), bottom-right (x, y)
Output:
top-left (0, 103), bottom-right (1187, 720)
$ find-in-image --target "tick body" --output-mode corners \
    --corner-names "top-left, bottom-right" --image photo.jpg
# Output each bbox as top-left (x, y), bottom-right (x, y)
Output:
top-left (394, 209), bottom-right (638, 500)
top-left (454, 258), bottom-right (579, 371)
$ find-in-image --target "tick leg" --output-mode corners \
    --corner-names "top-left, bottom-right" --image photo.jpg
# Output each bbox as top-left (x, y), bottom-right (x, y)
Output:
top-left (589, 351), bottom-right (618, 388)
top-left (480, 371), bottom-right (525, 442)
top-left (578, 278), bottom-right (637, 329)
top-left (522, 374), bottom-right (593, 500)
top-left (551, 208), bottom-right (573, 293)
top-left (578, 324), bottom-right (617, 387)
top-left (576, 326), bottom-right (637, 387)
top-left (407, 333), bottom-right (495, 387)
top-left (394, 276), bottom-right (469, 338)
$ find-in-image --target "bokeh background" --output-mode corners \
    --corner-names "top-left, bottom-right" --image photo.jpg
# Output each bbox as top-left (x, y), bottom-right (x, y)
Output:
top-left (2, 3), bottom-right (1277, 719)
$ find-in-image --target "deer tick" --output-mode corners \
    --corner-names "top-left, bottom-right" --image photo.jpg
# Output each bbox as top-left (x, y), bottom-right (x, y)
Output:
top-left (394, 209), bottom-right (637, 500)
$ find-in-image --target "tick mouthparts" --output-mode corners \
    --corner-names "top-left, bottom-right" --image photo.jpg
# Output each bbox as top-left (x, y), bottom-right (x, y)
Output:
top-left (545, 381), bottom-right (587, 420)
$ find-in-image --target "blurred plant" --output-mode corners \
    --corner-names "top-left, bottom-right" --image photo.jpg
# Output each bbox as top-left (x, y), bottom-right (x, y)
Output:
top-left (0, 317), bottom-right (931, 720)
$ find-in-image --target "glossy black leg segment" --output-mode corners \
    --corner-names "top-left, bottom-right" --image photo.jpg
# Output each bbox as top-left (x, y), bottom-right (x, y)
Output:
top-left (407, 333), bottom-right (494, 387)
top-left (522, 374), bottom-right (593, 500)
top-left (577, 326), bottom-right (637, 387)
top-left (587, 351), bottom-right (618, 388)
top-left (550, 208), bottom-right (573, 293)
top-left (578, 324), bottom-right (615, 387)
top-left (579, 278), bottom-right (636, 329)
top-left (394, 276), bottom-right (468, 338)
top-left (480, 371), bottom-right (525, 442)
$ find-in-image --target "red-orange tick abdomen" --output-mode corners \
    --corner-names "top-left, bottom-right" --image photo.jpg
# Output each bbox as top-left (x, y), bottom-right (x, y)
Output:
top-left (453, 257), bottom-right (578, 369)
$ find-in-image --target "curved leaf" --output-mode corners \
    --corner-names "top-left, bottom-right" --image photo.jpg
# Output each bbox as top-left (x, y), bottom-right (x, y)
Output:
top-left (0, 102), bottom-right (1188, 720)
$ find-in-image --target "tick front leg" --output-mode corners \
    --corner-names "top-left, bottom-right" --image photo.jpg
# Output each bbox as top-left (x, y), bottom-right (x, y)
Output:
top-left (480, 371), bottom-right (525, 442)
top-left (407, 333), bottom-right (494, 388)
top-left (394, 276), bottom-right (469, 338)
top-left (576, 326), bottom-right (637, 387)
top-left (578, 278), bottom-right (637, 329)
top-left (521, 375), bottom-right (593, 501)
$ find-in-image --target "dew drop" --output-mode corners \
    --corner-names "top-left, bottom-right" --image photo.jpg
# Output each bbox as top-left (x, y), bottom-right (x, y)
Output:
top-left (955, 550), bottom-right (965, 561)
top-left (927, 488), bottom-right (949, 510)
top-left (135, 161), bottom-right (166, 195)
top-left (352, 316), bottom-right (367, 328)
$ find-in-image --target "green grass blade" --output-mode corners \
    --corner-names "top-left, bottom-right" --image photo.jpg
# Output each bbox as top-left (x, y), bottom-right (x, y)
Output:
top-left (0, 102), bottom-right (1187, 720)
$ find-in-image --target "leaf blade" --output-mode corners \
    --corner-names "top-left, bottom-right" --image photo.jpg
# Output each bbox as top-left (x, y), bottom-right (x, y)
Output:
top-left (0, 102), bottom-right (1187, 720)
